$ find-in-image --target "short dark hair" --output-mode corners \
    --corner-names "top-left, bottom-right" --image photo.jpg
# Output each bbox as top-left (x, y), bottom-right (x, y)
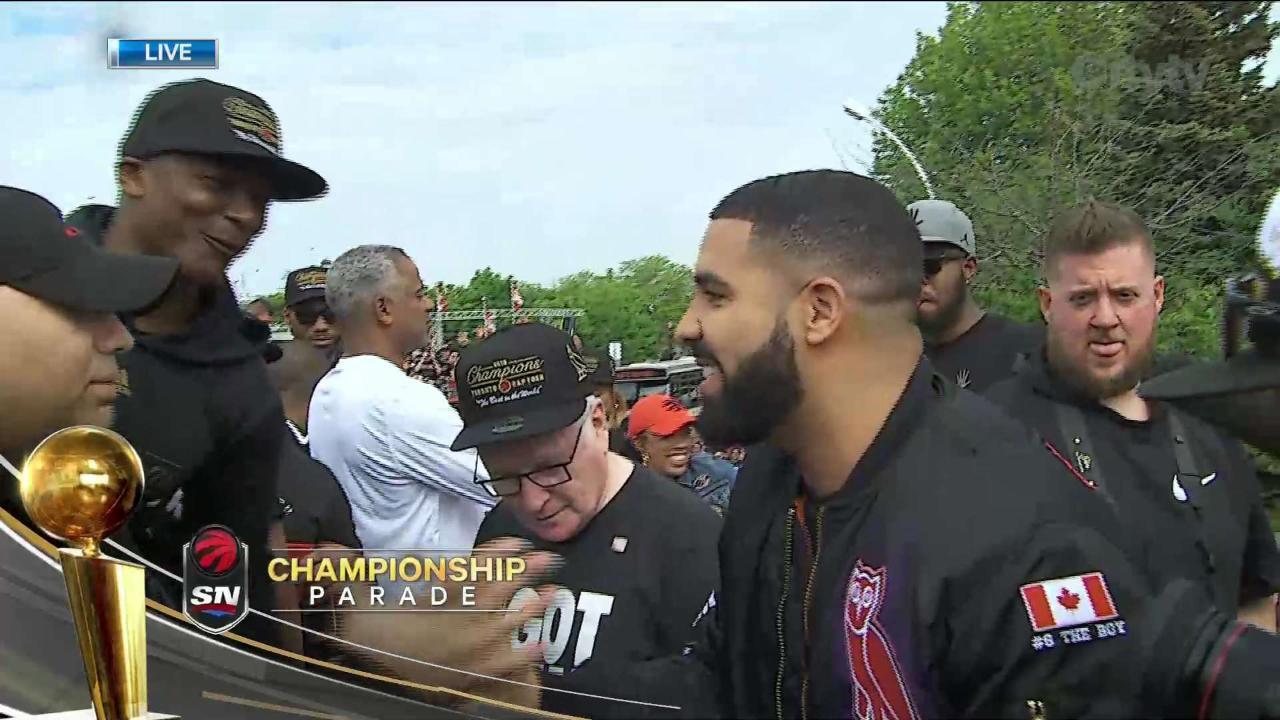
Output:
top-left (710, 170), bottom-right (922, 305)
top-left (1042, 199), bottom-right (1152, 279)
top-left (248, 297), bottom-right (271, 309)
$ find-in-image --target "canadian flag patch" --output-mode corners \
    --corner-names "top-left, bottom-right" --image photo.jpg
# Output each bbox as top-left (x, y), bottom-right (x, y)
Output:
top-left (1019, 572), bottom-right (1118, 632)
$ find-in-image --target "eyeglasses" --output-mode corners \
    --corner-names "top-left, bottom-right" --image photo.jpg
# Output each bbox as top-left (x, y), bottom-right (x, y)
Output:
top-left (475, 417), bottom-right (585, 497)
top-left (923, 253), bottom-right (966, 278)
top-left (293, 304), bottom-right (334, 326)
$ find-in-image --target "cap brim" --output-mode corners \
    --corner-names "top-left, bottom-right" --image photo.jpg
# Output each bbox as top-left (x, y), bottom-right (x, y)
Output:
top-left (225, 151), bottom-right (327, 201)
top-left (1138, 350), bottom-right (1280, 400)
top-left (451, 397), bottom-right (587, 451)
top-left (922, 238), bottom-right (970, 254)
top-left (629, 414), bottom-right (696, 440)
top-left (136, 147), bottom-right (327, 201)
top-left (12, 246), bottom-right (178, 314)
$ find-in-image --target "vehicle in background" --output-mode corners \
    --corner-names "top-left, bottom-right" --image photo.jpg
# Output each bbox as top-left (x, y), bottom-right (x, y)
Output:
top-left (613, 356), bottom-right (703, 415)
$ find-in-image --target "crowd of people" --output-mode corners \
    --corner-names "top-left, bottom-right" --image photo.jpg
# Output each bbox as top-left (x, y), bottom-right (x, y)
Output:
top-left (5, 75), bottom-right (1280, 718)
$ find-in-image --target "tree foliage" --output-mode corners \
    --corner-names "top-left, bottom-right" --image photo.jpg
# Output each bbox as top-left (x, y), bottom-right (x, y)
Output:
top-left (431, 256), bottom-right (692, 364)
top-left (871, 0), bottom-right (1279, 359)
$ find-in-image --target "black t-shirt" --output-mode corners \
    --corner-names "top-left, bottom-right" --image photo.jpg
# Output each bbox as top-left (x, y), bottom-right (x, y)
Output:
top-left (986, 353), bottom-right (1280, 615)
top-left (925, 313), bottom-right (1043, 393)
top-left (474, 466), bottom-right (721, 719)
top-left (276, 426), bottom-right (359, 548)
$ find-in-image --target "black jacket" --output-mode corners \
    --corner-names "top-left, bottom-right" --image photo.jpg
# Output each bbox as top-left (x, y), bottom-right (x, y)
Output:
top-left (67, 205), bottom-right (285, 642)
top-left (617, 357), bottom-right (1155, 718)
top-left (986, 349), bottom-right (1280, 616)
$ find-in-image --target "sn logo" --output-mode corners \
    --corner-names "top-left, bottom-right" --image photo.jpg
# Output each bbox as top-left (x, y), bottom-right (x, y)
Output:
top-left (509, 588), bottom-right (615, 671)
top-left (189, 586), bottom-right (241, 605)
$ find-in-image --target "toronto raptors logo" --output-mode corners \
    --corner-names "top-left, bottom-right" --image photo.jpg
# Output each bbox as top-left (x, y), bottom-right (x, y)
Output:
top-left (845, 561), bottom-right (920, 720)
top-left (183, 524), bottom-right (250, 634)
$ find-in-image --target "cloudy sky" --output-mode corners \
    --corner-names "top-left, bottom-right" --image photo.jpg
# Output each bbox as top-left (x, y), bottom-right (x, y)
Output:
top-left (2, 2), bottom-right (1275, 299)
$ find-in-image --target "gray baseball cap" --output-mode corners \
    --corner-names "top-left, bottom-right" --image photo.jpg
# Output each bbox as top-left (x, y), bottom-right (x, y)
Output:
top-left (908, 199), bottom-right (975, 256)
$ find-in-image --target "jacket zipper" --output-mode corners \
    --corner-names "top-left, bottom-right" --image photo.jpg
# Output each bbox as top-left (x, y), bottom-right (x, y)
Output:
top-left (800, 507), bottom-right (826, 720)
top-left (775, 508), bottom-right (796, 720)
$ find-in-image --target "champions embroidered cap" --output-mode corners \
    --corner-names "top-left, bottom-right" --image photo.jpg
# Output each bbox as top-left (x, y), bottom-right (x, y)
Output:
top-left (627, 394), bottom-right (697, 440)
top-left (0, 186), bottom-right (178, 313)
top-left (122, 78), bottom-right (327, 201)
top-left (908, 199), bottom-right (975, 256)
top-left (451, 323), bottom-right (602, 450)
top-left (284, 265), bottom-right (327, 306)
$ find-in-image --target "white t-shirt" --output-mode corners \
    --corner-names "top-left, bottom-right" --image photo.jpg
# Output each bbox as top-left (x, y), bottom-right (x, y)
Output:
top-left (308, 355), bottom-right (495, 572)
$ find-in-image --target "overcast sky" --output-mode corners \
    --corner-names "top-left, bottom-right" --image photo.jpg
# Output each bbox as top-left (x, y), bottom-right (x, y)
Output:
top-left (2, 2), bottom-right (1275, 299)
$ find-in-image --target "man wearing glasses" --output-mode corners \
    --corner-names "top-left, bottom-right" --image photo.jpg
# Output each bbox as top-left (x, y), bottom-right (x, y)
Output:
top-left (283, 265), bottom-right (340, 354)
top-left (912, 199), bottom-right (1041, 392)
top-left (453, 322), bottom-right (721, 720)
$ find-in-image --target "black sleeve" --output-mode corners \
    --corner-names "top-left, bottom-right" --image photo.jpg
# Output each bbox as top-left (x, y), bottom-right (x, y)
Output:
top-left (941, 450), bottom-right (1152, 719)
top-left (472, 504), bottom-right (512, 547)
top-left (542, 502), bottom-right (727, 720)
top-left (655, 507), bottom-right (722, 652)
top-left (567, 584), bottom-right (727, 719)
top-left (946, 518), bottom-right (1150, 718)
top-left (1230, 443), bottom-right (1280, 604)
top-left (320, 476), bottom-right (361, 548)
top-left (187, 401), bottom-right (284, 645)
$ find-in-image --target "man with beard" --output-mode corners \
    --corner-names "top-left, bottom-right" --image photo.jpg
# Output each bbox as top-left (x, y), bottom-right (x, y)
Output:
top-left (632, 170), bottom-right (1160, 718)
top-left (913, 199), bottom-right (1041, 392)
top-left (986, 199), bottom-right (1280, 631)
top-left (64, 78), bottom-right (327, 646)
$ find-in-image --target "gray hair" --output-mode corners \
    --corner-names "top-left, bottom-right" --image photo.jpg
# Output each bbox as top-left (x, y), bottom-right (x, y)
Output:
top-left (325, 245), bottom-right (407, 321)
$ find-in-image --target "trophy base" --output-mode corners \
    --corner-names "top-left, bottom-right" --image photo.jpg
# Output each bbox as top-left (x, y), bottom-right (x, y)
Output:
top-left (26, 707), bottom-right (180, 712)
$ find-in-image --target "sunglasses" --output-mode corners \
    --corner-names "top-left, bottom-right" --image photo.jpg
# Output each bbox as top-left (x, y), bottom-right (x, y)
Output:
top-left (293, 304), bottom-right (335, 326)
top-left (475, 416), bottom-right (585, 498)
top-left (923, 253), bottom-right (966, 277)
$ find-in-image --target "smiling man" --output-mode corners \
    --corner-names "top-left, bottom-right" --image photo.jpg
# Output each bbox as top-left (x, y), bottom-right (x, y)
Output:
top-left (455, 323), bottom-right (720, 719)
top-left (655, 170), bottom-right (1171, 718)
top-left (986, 199), bottom-right (1280, 631)
top-left (64, 78), bottom-right (327, 645)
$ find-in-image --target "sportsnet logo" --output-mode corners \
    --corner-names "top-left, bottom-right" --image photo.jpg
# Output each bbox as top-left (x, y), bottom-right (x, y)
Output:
top-left (183, 525), bottom-right (249, 634)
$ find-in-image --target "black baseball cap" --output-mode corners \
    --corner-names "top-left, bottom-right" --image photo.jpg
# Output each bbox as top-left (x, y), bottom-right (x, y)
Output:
top-left (451, 323), bottom-right (602, 451)
top-left (284, 265), bottom-right (327, 306)
top-left (122, 78), bottom-right (327, 201)
top-left (0, 186), bottom-right (178, 313)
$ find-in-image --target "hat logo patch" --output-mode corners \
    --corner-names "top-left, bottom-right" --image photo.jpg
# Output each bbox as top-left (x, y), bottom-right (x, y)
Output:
top-left (223, 97), bottom-right (281, 155)
top-left (292, 269), bottom-right (326, 291)
top-left (566, 344), bottom-right (599, 382)
top-left (467, 355), bottom-right (545, 409)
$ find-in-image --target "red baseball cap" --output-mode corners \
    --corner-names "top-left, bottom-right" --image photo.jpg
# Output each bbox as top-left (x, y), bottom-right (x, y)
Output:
top-left (628, 394), bottom-right (696, 440)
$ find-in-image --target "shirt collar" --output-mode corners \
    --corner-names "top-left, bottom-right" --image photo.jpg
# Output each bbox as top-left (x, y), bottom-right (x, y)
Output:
top-left (285, 419), bottom-right (307, 446)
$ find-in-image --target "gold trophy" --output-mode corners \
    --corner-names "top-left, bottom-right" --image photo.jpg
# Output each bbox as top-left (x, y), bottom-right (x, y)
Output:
top-left (19, 426), bottom-right (175, 720)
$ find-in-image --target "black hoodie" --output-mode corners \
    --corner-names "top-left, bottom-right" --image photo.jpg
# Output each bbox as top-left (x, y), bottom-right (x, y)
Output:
top-left (67, 205), bottom-right (284, 643)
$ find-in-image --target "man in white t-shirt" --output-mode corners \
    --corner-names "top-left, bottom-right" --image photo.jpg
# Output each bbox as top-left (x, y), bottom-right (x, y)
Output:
top-left (308, 245), bottom-right (495, 592)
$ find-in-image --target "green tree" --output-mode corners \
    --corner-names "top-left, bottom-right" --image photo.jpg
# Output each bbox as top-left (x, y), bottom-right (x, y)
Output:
top-left (871, 0), bottom-right (1279, 360)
